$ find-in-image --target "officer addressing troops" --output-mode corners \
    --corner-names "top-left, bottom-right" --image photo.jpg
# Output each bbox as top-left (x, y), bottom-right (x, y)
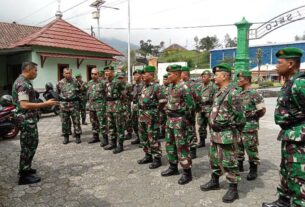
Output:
top-left (236, 70), bottom-right (266, 180)
top-left (57, 68), bottom-right (82, 144)
top-left (161, 64), bottom-right (195, 185)
top-left (75, 73), bottom-right (88, 125)
top-left (263, 47), bottom-right (305, 207)
top-left (196, 70), bottom-right (218, 148)
top-left (12, 62), bottom-right (58, 185)
top-left (200, 63), bottom-right (246, 203)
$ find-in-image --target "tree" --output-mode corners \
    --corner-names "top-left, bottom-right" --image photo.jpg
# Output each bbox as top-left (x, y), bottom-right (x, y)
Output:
top-left (295, 31), bottom-right (305, 41)
top-left (224, 34), bottom-right (237, 48)
top-left (198, 35), bottom-right (220, 51)
top-left (194, 36), bottom-right (199, 51)
top-left (138, 40), bottom-right (164, 57)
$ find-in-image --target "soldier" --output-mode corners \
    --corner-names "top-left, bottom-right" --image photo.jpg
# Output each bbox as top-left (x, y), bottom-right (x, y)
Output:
top-left (57, 68), bottom-right (82, 144)
top-left (137, 65), bottom-right (166, 169)
top-left (161, 64), bottom-right (195, 185)
top-left (12, 62), bottom-right (58, 185)
top-left (99, 69), bottom-right (106, 81)
top-left (75, 73), bottom-right (87, 125)
top-left (103, 65), bottom-right (126, 154)
top-left (181, 66), bottom-right (198, 159)
top-left (200, 63), bottom-right (246, 203)
top-left (159, 73), bottom-right (169, 140)
top-left (263, 48), bottom-right (305, 207)
top-left (86, 68), bottom-right (107, 144)
top-left (236, 70), bottom-right (266, 180)
top-left (130, 69), bottom-right (144, 145)
top-left (196, 70), bottom-right (218, 148)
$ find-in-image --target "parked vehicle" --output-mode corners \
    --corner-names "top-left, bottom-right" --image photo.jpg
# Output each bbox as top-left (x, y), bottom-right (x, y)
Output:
top-left (0, 95), bottom-right (19, 139)
top-left (37, 82), bottom-right (60, 116)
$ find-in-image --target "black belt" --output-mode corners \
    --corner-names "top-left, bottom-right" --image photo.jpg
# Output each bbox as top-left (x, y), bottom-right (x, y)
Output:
top-left (106, 98), bottom-right (119, 101)
top-left (167, 111), bottom-right (185, 118)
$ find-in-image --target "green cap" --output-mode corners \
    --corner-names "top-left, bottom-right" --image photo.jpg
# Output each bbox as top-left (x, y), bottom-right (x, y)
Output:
top-left (116, 71), bottom-right (126, 79)
top-left (276, 47), bottom-right (303, 59)
top-left (201, 70), bottom-right (212, 76)
top-left (133, 69), bottom-right (144, 75)
top-left (166, 64), bottom-right (182, 72)
top-left (163, 73), bottom-right (168, 79)
top-left (143, 65), bottom-right (156, 73)
top-left (75, 73), bottom-right (81, 78)
top-left (104, 65), bottom-right (115, 71)
top-left (181, 66), bottom-right (190, 72)
top-left (237, 70), bottom-right (252, 77)
top-left (99, 69), bottom-right (105, 74)
top-left (212, 63), bottom-right (232, 73)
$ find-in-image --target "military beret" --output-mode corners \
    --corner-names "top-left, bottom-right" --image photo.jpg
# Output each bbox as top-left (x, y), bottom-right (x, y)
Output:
top-left (276, 47), bottom-right (303, 59)
top-left (237, 70), bottom-right (252, 77)
top-left (181, 66), bottom-right (190, 72)
top-left (116, 71), bottom-right (126, 79)
top-left (133, 69), bottom-right (144, 75)
top-left (163, 73), bottom-right (168, 79)
top-left (104, 65), bottom-right (115, 71)
top-left (201, 70), bottom-right (212, 76)
top-left (212, 63), bottom-right (232, 73)
top-left (143, 65), bottom-right (156, 73)
top-left (75, 73), bottom-right (81, 78)
top-left (166, 64), bottom-right (182, 72)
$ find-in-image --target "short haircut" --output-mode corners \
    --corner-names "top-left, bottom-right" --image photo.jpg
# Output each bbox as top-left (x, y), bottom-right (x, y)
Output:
top-left (91, 68), bottom-right (98, 73)
top-left (63, 68), bottom-right (72, 73)
top-left (288, 58), bottom-right (301, 68)
top-left (22, 62), bottom-right (37, 71)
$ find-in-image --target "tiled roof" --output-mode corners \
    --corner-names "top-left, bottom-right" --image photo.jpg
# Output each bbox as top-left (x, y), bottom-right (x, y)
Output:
top-left (0, 22), bottom-right (40, 49)
top-left (164, 43), bottom-right (187, 51)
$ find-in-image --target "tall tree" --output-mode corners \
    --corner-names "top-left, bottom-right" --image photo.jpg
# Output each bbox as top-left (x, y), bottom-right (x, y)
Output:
top-left (194, 36), bottom-right (199, 51)
top-left (138, 40), bottom-right (164, 57)
top-left (198, 35), bottom-right (220, 51)
top-left (224, 34), bottom-right (237, 48)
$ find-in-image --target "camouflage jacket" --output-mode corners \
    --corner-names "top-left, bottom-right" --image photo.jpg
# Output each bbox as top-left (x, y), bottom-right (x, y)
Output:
top-left (76, 80), bottom-right (87, 101)
top-left (240, 88), bottom-right (265, 132)
top-left (105, 78), bottom-right (125, 113)
top-left (86, 79), bottom-right (106, 111)
top-left (131, 82), bottom-right (144, 111)
top-left (275, 71), bottom-right (305, 142)
top-left (196, 81), bottom-right (218, 113)
top-left (12, 75), bottom-right (38, 123)
top-left (209, 83), bottom-right (246, 144)
top-left (56, 78), bottom-right (80, 111)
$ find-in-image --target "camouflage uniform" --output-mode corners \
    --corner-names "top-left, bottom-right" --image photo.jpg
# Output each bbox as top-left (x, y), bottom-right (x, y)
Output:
top-left (76, 78), bottom-right (87, 124)
top-left (131, 80), bottom-right (144, 143)
top-left (57, 78), bottom-right (82, 138)
top-left (123, 82), bottom-right (133, 139)
top-left (12, 75), bottom-right (39, 173)
top-left (160, 82), bottom-right (169, 139)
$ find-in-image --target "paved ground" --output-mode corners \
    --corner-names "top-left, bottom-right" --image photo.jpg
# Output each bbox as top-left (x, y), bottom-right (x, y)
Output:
top-left (0, 98), bottom-right (281, 207)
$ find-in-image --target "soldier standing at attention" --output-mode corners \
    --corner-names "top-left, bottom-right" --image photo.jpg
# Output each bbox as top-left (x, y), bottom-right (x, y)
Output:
top-left (86, 68), bottom-right (107, 144)
top-left (103, 65), bottom-right (126, 154)
top-left (57, 68), bottom-right (82, 144)
top-left (75, 73), bottom-right (87, 125)
top-left (161, 64), bottom-right (195, 185)
top-left (236, 70), bottom-right (266, 180)
top-left (130, 69), bottom-right (144, 145)
top-left (200, 63), bottom-right (245, 203)
top-left (12, 62), bottom-right (58, 185)
top-left (159, 73), bottom-right (170, 140)
top-left (263, 47), bottom-right (305, 207)
top-left (197, 70), bottom-right (218, 148)
top-left (137, 65), bottom-right (166, 169)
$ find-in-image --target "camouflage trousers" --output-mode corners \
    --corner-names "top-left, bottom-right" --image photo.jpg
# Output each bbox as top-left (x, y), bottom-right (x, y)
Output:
top-left (186, 112), bottom-right (197, 148)
top-left (237, 131), bottom-right (260, 164)
top-left (106, 112), bottom-right (125, 143)
top-left (209, 141), bottom-right (240, 183)
top-left (124, 105), bottom-right (132, 134)
top-left (277, 141), bottom-right (305, 207)
top-left (61, 108), bottom-right (81, 135)
top-left (165, 117), bottom-right (192, 169)
top-left (198, 112), bottom-right (209, 140)
top-left (131, 109), bottom-right (139, 136)
top-left (138, 110), bottom-right (162, 158)
top-left (19, 118), bottom-right (38, 173)
top-left (79, 99), bottom-right (87, 120)
top-left (159, 110), bottom-right (167, 139)
top-left (89, 109), bottom-right (107, 135)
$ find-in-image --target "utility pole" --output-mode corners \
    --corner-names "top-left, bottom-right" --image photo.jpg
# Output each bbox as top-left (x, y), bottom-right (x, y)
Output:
top-left (127, 0), bottom-right (131, 83)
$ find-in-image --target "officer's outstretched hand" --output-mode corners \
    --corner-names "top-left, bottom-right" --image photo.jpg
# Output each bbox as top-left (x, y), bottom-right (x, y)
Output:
top-left (45, 99), bottom-right (59, 107)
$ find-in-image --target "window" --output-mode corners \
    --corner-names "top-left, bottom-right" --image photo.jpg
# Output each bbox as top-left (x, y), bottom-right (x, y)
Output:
top-left (86, 65), bottom-right (96, 82)
top-left (57, 64), bottom-right (69, 81)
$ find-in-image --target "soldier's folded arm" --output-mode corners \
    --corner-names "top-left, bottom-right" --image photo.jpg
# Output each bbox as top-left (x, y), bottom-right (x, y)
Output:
top-left (20, 99), bottom-right (58, 110)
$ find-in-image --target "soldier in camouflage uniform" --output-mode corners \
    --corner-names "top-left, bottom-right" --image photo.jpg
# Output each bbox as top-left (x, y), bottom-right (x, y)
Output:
top-left (196, 70), bottom-right (218, 148)
top-left (57, 68), bottom-right (82, 144)
top-left (86, 68), bottom-right (107, 144)
top-left (130, 69), bottom-right (144, 145)
top-left (161, 64), bottom-right (195, 185)
top-left (137, 66), bottom-right (166, 169)
top-left (159, 73), bottom-right (169, 140)
top-left (263, 48), bottom-right (305, 207)
top-left (75, 73), bottom-right (88, 125)
top-left (12, 62), bottom-right (58, 185)
top-left (200, 63), bottom-right (246, 203)
top-left (103, 65), bottom-right (126, 154)
top-left (236, 70), bottom-right (266, 181)
top-left (99, 69), bottom-right (106, 81)
top-left (181, 66), bottom-right (198, 159)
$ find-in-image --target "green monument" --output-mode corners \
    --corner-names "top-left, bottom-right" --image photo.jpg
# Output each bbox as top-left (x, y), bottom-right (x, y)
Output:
top-left (234, 17), bottom-right (252, 79)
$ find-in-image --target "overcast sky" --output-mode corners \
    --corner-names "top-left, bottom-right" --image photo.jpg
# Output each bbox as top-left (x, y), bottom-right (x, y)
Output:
top-left (1, 0), bottom-right (305, 49)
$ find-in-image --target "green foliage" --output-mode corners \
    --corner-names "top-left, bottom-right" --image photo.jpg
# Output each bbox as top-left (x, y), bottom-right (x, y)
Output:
top-left (224, 34), bottom-right (237, 48)
top-left (198, 35), bottom-right (220, 51)
top-left (259, 80), bottom-right (274, 88)
top-left (138, 40), bottom-right (164, 57)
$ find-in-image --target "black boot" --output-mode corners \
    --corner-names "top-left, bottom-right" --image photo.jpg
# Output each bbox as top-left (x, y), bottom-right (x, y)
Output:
top-left (238, 160), bottom-right (244, 172)
top-left (82, 118), bottom-right (87, 125)
top-left (178, 168), bottom-right (192, 185)
top-left (63, 135), bottom-right (69, 144)
top-left (247, 162), bottom-right (258, 181)
top-left (100, 134), bottom-right (108, 147)
top-left (222, 183), bottom-right (239, 203)
top-left (104, 139), bottom-right (117, 150)
top-left (137, 154), bottom-right (153, 164)
top-left (113, 143), bottom-right (124, 154)
top-left (190, 147), bottom-right (197, 159)
top-left (28, 168), bottom-right (37, 174)
top-left (200, 173), bottom-right (220, 191)
top-left (75, 134), bottom-right (81, 144)
top-left (18, 172), bottom-right (41, 185)
top-left (125, 133), bottom-right (132, 140)
top-left (88, 133), bottom-right (100, 144)
top-left (197, 136), bottom-right (206, 148)
top-left (149, 157), bottom-right (162, 169)
top-left (161, 163), bottom-right (179, 176)
top-left (131, 134), bottom-right (140, 145)
top-left (262, 195), bottom-right (290, 207)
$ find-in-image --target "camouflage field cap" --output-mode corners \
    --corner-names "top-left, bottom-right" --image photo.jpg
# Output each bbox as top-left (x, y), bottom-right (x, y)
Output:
top-left (181, 66), bottom-right (190, 72)
top-left (212, 63), bottom-right (232, 73)
top-left (143, 65), bottom-right (156, 73)
top-left (163, 73), bottom-right (168, 79)
top-left (237, 70), bottom-right (252, 77)
top-left (75, 73), bottom-right (81, 78)
top-left (133, 69), bottom-right (144, 75)
top-left (276, 47), bottom-right (303, 59)
top-left (104, 65), bottom-right (115, 71)
top-left (201, 70), bottom-right (212, 76)
top-left (166, 64), bottom-right (182, 72)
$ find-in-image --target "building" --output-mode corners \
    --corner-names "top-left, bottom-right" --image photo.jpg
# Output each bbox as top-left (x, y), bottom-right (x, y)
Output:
top-left (0, 15), bottom-right (122, 95)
